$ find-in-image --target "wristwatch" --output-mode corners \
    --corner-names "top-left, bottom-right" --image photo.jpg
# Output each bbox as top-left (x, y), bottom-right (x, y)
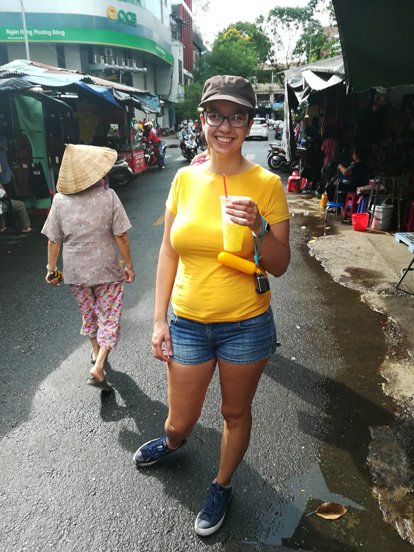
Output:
top-left (252, 219), bottom-right (270, 239)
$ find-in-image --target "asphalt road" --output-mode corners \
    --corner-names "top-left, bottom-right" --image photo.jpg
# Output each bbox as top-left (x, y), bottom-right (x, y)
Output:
top-left (0, 140), bottom-right (410, 551)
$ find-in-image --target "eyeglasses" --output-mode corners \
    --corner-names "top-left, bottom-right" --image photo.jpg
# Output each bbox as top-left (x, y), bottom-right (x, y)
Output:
top-left (204, 111), bottom-right (248, 128)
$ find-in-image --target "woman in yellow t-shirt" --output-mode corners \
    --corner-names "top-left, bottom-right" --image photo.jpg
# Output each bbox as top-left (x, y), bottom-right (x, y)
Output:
top-left (133, 75), bottom-right (290, 536)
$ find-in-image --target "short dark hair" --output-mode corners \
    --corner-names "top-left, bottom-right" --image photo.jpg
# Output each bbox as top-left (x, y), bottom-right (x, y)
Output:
top-left (352, 145), bottom-right (367, 160)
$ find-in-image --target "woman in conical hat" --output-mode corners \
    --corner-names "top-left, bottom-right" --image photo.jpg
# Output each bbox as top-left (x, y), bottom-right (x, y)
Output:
top-left (41, 144), bottom-right (135, 391)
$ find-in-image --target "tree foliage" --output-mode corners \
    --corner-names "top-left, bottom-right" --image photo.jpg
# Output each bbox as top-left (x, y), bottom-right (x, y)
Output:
top-left (308, 0), bottom-right (336, 23)
top-left (174, 81), bottom-right (204, 122)
top-left (204, 28), bottom-right (261, 79)
top-left (177, 21), bottom-right (269, 119)
top-left (257, 6), bottom-right (313, 69)
top-left (220, 22), bottom-right (271, 65)
top-left (256, 1), bottom-right (339, 68)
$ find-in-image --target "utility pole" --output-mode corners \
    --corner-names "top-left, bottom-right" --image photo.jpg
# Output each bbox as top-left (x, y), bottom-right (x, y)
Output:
top-left (19, 0), bottom-right (30, 61)
top-left (308, 28), bottom-right (313, 64)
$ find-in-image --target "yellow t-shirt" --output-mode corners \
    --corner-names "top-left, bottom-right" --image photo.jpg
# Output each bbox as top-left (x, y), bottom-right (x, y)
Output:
top-left (166, 163), bottom-right (290, 323)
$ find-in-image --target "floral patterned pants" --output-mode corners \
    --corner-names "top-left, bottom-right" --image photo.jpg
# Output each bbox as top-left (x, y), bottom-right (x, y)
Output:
top-left (71, 282), bottom-right (124, 351)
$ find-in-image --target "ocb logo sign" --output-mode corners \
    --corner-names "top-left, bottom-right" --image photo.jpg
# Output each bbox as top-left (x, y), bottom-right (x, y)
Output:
top-left (107, 6), bottom-right (137, 25)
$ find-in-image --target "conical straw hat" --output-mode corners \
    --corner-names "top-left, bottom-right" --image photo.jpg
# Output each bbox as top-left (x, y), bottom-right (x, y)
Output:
top-left (57, 144), bottom-right (117, 194)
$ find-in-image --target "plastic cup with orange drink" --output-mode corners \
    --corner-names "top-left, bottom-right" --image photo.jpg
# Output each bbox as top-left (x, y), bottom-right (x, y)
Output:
top-left (219, 195), bottom-right (251, 251)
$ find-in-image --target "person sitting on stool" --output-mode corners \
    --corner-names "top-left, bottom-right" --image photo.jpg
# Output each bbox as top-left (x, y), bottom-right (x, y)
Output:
top-left (300, 138), bottom-right (324, 193)
top-left (0, 183), bottom-right (32, 233)
top-left (325, 146), bottom-right (369, 202)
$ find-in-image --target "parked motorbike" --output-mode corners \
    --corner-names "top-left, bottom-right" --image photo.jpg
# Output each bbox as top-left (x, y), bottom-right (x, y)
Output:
top-left (195, 130), bottom-right (207, 151)
top-left (181, 134), bottom-right (198, 162)
top-left (134, 128), bottom-right (143, 141)
top-left (142, 140), bottom-right (167, 169)
top-left (267, 142), bottom-right (300, 173)
top-left (108, 154), bottom-right (134, 186)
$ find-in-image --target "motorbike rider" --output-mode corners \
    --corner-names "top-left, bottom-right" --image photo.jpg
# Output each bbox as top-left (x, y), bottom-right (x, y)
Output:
top-left (142, 122), bottom-right (166, 169)
top-left (179, 121), bottom-right (194, 154)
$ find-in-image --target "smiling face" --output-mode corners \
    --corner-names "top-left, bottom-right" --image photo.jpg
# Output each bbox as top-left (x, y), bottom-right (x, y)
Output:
top-left (200, 100), bottom-right (253, 156)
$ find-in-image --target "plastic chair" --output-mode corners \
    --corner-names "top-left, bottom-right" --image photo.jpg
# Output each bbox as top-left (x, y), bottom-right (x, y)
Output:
top-left (302, 178), bottom-right (313, 194)
top-left (325, 183), bottom-right (344, 222)
top-left (325, 201), bottom-right (344, 222)
top-left (342, 192), bottom-right (358, 222)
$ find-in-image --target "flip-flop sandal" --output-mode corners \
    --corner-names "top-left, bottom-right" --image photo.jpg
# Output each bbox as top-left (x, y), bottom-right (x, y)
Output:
top-left (91, 352), bottom-right (109, 365)
top-left (87, 376), bottom-right (113, 392)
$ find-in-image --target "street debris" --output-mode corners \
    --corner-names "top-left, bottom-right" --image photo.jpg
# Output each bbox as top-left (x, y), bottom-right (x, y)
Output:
top-left (313, 502), bottom-right (348, 520)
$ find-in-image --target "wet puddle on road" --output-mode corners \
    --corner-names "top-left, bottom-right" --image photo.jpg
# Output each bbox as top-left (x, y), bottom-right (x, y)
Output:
top-left (249, 212), bottom-right (414, 551)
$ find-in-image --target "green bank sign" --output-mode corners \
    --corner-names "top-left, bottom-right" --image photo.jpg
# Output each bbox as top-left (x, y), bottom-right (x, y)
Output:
top-left (0, 26), bottom-right (173, 65)
top-left (106, 6), bottom-right (136, 26)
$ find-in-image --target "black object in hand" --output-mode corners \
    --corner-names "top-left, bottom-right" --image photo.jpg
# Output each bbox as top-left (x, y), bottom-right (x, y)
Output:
top-left (47, 269), bottom-right (64, 282)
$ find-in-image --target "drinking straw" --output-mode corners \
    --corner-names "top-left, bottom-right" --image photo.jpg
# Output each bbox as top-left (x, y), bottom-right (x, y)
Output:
top-left (222, 173), bottom-right (228, 198)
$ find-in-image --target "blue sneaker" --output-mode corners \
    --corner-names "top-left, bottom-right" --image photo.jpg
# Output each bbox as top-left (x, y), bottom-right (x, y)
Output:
top-left (194, 482), bottom-right (232, 536)
top-left (133, 436), bottom-right (186, 467)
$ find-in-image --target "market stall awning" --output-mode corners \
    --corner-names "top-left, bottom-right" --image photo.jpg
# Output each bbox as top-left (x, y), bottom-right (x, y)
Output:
top-left (0, 60), bottom-right (161, 113)
top-left (333, 0), bottom-right (414, 92)
top-left (0, 77), bottom-right (73, 111)
top-left (284, 56), bottom-right (345, 104)
top-left (91, 76), bottom-right (161, 113)
top-left (282, 56), bottom-right (345, 161)
top-left (0, 77), bottom-right (33, 93)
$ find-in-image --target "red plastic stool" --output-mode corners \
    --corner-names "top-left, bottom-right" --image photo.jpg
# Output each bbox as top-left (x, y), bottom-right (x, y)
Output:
top-left (402, 200), bottom-right (414, 232)
top-left (33, 190), bottom-right (54, 216)
top-left (301, 178), bottom-right (314, 194)
top-left (342, 192), bottom-right (358, 222)
top-left (287, 174), bottom-right (301, 193)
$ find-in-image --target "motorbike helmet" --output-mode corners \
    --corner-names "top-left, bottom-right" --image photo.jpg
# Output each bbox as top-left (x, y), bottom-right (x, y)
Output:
top-left (144, 121), bottom-right (153, 130)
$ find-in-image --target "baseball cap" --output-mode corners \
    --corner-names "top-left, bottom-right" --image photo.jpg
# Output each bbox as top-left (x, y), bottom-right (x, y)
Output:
top-left (199, 75), bottom-right (256, 110)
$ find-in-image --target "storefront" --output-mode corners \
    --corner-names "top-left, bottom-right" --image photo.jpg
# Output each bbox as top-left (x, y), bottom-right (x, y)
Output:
top-left (0, 58), bottom-right (160, 209)
top-left (0, 1), bottom-right (174, 126)
top-left (283, 56), bottom-right (414, 184)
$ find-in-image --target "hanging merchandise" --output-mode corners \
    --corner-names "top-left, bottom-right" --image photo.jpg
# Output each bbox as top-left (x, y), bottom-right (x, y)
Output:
top-left (15, 134), bottom-right (33, 163)
top-left (30, 162), bottom-right (50, 199)
top-left (11, 162), bottom-right (31, 197)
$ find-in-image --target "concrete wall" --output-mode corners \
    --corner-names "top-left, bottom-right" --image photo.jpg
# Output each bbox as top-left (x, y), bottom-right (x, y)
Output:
top-left (64, 44), bottom-right (82, 71)
top-left (7, 43), bottom-right (58, 66)
top-left (156, 65), bottom-right (173, 98)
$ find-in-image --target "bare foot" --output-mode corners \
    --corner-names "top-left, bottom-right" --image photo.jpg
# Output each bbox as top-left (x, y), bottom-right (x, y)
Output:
top-left (90, 366), bottom-right (104, 383)
top-left (21, 227), bottom-right (31, 233)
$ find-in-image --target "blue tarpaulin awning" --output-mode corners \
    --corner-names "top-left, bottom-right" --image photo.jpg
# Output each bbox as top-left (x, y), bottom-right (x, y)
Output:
top-left (0, 60), bottom-right (161, 113)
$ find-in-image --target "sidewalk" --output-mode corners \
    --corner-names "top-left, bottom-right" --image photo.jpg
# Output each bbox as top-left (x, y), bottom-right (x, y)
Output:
top-left (288, 193), bottom-right (414, 408)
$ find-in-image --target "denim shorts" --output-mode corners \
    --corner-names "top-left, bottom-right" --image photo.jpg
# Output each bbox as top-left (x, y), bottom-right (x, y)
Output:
top-left (169, 307), bottom-right (277, 365)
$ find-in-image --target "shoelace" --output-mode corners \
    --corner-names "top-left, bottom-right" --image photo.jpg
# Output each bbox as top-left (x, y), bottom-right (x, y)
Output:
top-left (145, 439), bottom-right (168, 459)
top-left (203, 485), bottom-right (223, 516)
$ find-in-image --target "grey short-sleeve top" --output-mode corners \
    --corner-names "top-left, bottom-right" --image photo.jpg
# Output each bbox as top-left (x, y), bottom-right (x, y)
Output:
top-left (42, 186), bottom-right (132, 285)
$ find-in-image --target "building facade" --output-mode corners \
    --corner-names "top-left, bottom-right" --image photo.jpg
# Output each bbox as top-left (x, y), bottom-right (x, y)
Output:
top-left (0, 0), bottom-right (201, 125)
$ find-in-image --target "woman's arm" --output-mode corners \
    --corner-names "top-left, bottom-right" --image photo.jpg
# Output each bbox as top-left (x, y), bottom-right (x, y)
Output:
top-left (257, 220), bottom-right (290, 277)
top-left (338, 163), bottom-right (353, 176)
top-left (225, 198), bottom-right (291, 278)
top-left (152, 209), bottom-right (179, 361)
top-left (45, 239), bottom-right (62, 286)
top-left (114, 231), bottom-right (135, 283)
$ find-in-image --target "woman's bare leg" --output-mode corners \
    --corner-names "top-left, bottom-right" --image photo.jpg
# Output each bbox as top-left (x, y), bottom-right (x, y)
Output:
top-left (215, 358), bottom-right (269, 486)
top-left (90, 337), bottom-right (99, 361)
top-left (165, 358), bottom-right (216, 448)
top-left (90, 347), bottom-right (110, 382)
